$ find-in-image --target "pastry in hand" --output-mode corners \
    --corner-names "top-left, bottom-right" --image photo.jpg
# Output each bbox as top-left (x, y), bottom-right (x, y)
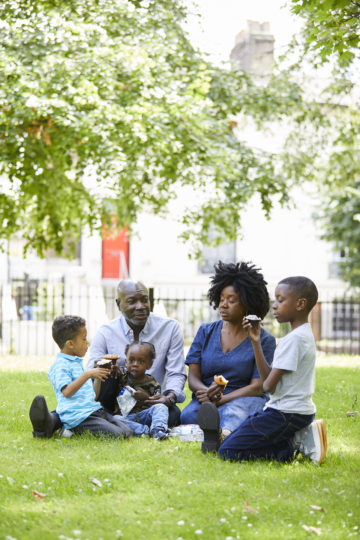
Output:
top-left (96, 358), bottom-right (112, 370)
top-left (214, 375), bottom-right (228, 387)
top-left (102, 354), bottom-right (120, 366)
top-left (245, 314), bottom-right (261, 327)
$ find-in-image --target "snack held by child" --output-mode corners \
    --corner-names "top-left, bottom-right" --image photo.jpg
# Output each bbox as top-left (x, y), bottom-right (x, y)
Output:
top-left (198, 276), bottom-right (327, 464)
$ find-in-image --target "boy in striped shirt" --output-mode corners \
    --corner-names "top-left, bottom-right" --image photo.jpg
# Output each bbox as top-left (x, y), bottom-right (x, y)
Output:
top-left (37, 315), bottom-right (134, 438)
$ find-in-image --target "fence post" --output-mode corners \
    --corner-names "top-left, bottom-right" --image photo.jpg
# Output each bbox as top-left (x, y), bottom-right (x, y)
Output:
top-left (149, 287), bottom-right (154, 312)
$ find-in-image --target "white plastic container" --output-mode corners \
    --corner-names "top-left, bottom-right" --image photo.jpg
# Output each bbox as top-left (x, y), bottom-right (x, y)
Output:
top-left (169, 424), bottom-right (204, 442)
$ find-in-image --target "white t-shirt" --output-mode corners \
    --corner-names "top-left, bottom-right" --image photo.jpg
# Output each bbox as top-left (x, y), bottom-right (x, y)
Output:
top-left (264, 323), bottom-right (316, 415)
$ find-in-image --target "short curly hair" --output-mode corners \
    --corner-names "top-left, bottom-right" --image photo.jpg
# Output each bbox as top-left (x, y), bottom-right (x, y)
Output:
top-left (52, 315), bottom-right (86, 349)
top-left (207, 261), bottom-right (270, 319)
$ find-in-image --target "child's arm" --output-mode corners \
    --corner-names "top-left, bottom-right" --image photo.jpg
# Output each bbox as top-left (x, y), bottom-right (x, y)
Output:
top-left (62, 368), bottom-right (109, 398)
top-left (243, 318), bottom-right (286, 394)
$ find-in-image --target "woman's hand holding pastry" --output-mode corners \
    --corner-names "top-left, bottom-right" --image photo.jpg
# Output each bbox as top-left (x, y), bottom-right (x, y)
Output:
top-left (207, 381), bottom-right (225, 403)
top-left (195, 389), bottom-right (211, 403)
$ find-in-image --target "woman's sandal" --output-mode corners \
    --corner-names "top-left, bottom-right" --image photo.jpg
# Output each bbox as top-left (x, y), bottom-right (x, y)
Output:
top-left (197, 402), bottom-right (221, 454)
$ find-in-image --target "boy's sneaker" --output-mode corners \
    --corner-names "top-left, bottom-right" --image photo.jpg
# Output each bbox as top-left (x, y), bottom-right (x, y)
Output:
top-left (29, 395), bottom-right (56, 438)
top-left (59, 427), bottom-right (73, 439)
top-left (293, 419), bottom-right (327, 464)
top-left (150, 428), bottom-right (169, 440)
top-left (197, 402), bottom-right (221, 454)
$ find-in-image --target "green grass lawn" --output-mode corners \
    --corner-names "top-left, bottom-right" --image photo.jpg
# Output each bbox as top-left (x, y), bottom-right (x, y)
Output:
top-left (0, 367), bottom-right (359, 540)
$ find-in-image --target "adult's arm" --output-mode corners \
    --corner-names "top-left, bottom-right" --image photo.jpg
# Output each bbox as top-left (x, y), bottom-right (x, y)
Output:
top-left (188, 363), bottom-right (208, 393)
top-left (211, 377), bottom-right (263, 406)
top-left (187, 363), bottom-right (212, 404)
top-left (160, 321), bottom-right (187, 403)
top-left (184, 324), bottom-right (213, 402)
top-left (86, 330), bottom-right (109, 370)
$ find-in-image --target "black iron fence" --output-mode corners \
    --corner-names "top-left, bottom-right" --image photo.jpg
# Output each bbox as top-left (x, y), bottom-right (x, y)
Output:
top-left (0, 282), bottom-right (359, 355)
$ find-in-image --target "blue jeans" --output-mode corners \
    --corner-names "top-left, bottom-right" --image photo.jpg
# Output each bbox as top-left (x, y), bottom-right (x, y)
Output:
top-left (219, 407), bottom-right (315, 462)
top-left (181, 396), bottom-right (267, 432)
top-left (116, 404), bottom-right (169, 435)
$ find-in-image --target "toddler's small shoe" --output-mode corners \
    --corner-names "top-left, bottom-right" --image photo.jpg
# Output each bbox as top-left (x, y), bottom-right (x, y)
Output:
top-left (59, 427), bottom-right (73, 439)
top-left (197, 402), bottom-right (221, 454)
top-left (150, 428), bottom-right (169, 440)
top-left (293, 419), bottom-right (327, 464)
top-left (29, 395), bottom-right (56, 438)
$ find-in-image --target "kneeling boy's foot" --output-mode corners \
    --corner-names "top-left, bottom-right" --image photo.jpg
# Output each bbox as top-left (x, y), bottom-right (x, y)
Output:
top-left (150, 428), bottom-right (169, 440)
top-left (293, 419), bottom-right (327, 464)
top-left (197, 402), bottom-right (221, 454)
top-left (29, 395), bottom-right (56, 438)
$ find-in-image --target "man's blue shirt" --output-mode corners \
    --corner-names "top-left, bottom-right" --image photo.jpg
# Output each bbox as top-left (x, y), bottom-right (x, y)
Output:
top-left (87, 313), bottom-right (187, 402)
top-left (48, 352), bottom-right (101, 429)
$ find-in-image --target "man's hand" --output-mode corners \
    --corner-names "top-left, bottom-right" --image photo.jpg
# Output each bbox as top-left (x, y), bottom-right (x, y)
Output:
top-left (88, 368), bottom-right (110, 381)
top-left (144, 394), bottom-right (173, 407)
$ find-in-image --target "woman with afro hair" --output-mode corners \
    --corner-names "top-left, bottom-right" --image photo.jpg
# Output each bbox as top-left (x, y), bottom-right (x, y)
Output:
top-left (180, 261), bottom-right (276, 437)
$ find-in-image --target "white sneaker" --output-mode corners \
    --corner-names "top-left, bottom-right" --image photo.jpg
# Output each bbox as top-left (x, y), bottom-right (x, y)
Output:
top-left (293, 419), bottom-right (327, 464)
top-left (59, 427), bottom-right (73, 439)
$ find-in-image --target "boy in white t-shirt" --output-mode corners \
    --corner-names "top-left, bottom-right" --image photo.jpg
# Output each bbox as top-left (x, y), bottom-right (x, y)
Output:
top-left (198, 276), bottom-right (327, 463)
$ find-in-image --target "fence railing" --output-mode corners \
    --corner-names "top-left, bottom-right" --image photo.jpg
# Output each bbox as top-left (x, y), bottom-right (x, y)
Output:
top-left (0, 282), bottom-right (359, 355)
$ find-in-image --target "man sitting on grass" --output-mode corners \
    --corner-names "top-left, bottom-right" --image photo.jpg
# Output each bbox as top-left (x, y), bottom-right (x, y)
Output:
top-left (30, 315), bottom-right (134, 439)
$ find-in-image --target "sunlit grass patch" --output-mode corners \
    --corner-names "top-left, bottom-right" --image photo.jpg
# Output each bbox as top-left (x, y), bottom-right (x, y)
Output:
top-left (0, 367), bottom-right (359, 539)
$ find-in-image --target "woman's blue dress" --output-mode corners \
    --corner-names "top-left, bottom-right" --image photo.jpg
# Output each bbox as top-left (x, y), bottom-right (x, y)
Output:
top-left (180, 320), bottom-right (276, 431)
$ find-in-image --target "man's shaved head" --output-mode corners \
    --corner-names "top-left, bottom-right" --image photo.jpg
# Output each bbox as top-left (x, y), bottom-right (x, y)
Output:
top-left (115, 279), bottom-right (150, 329)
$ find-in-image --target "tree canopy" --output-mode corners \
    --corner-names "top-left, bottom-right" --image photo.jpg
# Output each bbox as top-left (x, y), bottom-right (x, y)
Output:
top-left (290, 0), bottom-right (360, 66)
top-left (283, 0), bottom-right (360, 287)
top-left (2, 0), bottom-right (360, 286)
top-left (0, 0), bottom-right (293, 258)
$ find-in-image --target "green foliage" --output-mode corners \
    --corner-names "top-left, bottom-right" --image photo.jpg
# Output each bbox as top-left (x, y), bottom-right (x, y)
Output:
top-left (290, 0), bottom-right (360, 66)
top-left (0, 367), bottom-right (359, 539)
top-left (267, 1), bottom-right (360, 287)
top-left (318, 183), bottom-right (360, 285)
top-left (0, 0), bottom-right (292, 258)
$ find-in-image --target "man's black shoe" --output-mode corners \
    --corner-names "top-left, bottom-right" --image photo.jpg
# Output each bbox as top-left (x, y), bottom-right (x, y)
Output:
top-left (29, 395), bottom-right (55, 438)
top-left (197, 402), bottom-right (221, 454)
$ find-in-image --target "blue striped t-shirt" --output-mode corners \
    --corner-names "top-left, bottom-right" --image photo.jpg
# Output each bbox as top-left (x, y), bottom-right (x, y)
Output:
top-left (48, 352), bottom-right (101, 429)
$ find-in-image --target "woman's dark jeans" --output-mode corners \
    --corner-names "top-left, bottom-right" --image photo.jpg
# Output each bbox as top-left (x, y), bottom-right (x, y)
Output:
top-left (218, 407), bottom-right (315, 462)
